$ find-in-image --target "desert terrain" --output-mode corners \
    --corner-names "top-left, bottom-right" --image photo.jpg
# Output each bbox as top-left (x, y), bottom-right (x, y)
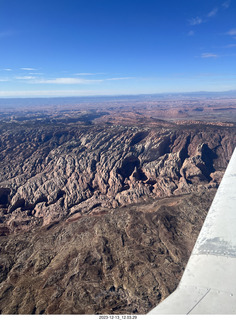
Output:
top-left (0, 95), bottom-right (236, 314)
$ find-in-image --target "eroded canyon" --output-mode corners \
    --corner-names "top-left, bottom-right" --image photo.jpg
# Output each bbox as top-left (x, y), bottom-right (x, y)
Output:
top-left (0, 97), bottom-right (236, 314)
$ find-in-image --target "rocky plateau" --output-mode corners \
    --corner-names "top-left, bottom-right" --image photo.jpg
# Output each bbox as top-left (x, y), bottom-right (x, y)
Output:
top-left (0, 98), bottom-right (236, 314)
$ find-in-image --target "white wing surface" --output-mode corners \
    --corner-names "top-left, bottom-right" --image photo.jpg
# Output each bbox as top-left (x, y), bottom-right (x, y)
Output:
top-left (149, 147), bottom-right (236, 314)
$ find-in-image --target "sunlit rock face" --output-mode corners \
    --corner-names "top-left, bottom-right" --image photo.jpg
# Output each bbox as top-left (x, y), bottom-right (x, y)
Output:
top-left (0, 122), bottom-right (235, 232)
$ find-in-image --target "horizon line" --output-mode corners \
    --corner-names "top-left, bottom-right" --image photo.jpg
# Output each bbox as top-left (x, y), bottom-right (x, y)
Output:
top-left (0, 89), bottom-right (236, 100)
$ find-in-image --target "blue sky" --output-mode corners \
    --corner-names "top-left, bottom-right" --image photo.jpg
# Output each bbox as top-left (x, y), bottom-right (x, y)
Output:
top-left (0, 0), bottom-right (236, 97)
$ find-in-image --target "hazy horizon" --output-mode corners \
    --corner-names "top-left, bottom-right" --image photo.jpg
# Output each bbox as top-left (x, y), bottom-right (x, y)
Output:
top-left (0, 89), bottom-right (236, 101)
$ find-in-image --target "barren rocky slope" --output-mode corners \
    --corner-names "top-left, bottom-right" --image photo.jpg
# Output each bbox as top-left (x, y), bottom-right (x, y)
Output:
top-left (0, 114), bottom-right (235, 314)
top-left (0, 191), bottom-right (215, 314)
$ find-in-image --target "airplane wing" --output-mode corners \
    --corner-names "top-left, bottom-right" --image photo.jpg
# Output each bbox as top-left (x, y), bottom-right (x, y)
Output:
top-left (149, 147), bottom-right (236, 314)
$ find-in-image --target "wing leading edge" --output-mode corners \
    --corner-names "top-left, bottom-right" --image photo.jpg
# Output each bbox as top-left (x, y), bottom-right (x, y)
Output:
top-left (149, 147), bottom-right (236, 314)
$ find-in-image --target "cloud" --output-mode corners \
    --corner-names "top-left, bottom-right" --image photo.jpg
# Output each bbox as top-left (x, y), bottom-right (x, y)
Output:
top-left (32, 77), bottom-right (103, 84)
top-left (201, 52), bottom-right (219, 58)
top-left (75, 73), bottom-right (95, 76)
top-left (20, 67), bottom-right (37, 71)
top-left (188, 5), bottom-right (222, 28)
top-left (29, 76), bottom-right (134, 85)
top-left (0, 79), bottom-right (9, 82)
top-left (226, 29), bottom-right (236, 36)
top-left (188, 30), bottom-right (195, 36)
top-left (207, 8), bottom-right (218, 17)
top-left (15, 76), bottom-right (36, 80)
top-left (3, 68), bottom-right (12, 71)
top-left (74, 73), bottom-right (105, 76)
top-left (0, 89), bottom-right (119, 98)
top-left (189, 17), bottom-right (203, 26)
top-left (222, 0), bottom-right (231, 8)
top-left (106, 77), bottom-right (135, 81)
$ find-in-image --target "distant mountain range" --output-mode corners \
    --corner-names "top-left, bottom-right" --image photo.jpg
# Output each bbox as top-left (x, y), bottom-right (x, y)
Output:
top-left (0, 90), bottom-right (236, 109)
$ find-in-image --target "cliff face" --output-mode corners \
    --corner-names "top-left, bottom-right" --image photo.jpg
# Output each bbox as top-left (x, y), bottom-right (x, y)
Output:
top-left (0, 122), bottom-right (235, 233)
top-left (0, 118), bottom-right (235, 314)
